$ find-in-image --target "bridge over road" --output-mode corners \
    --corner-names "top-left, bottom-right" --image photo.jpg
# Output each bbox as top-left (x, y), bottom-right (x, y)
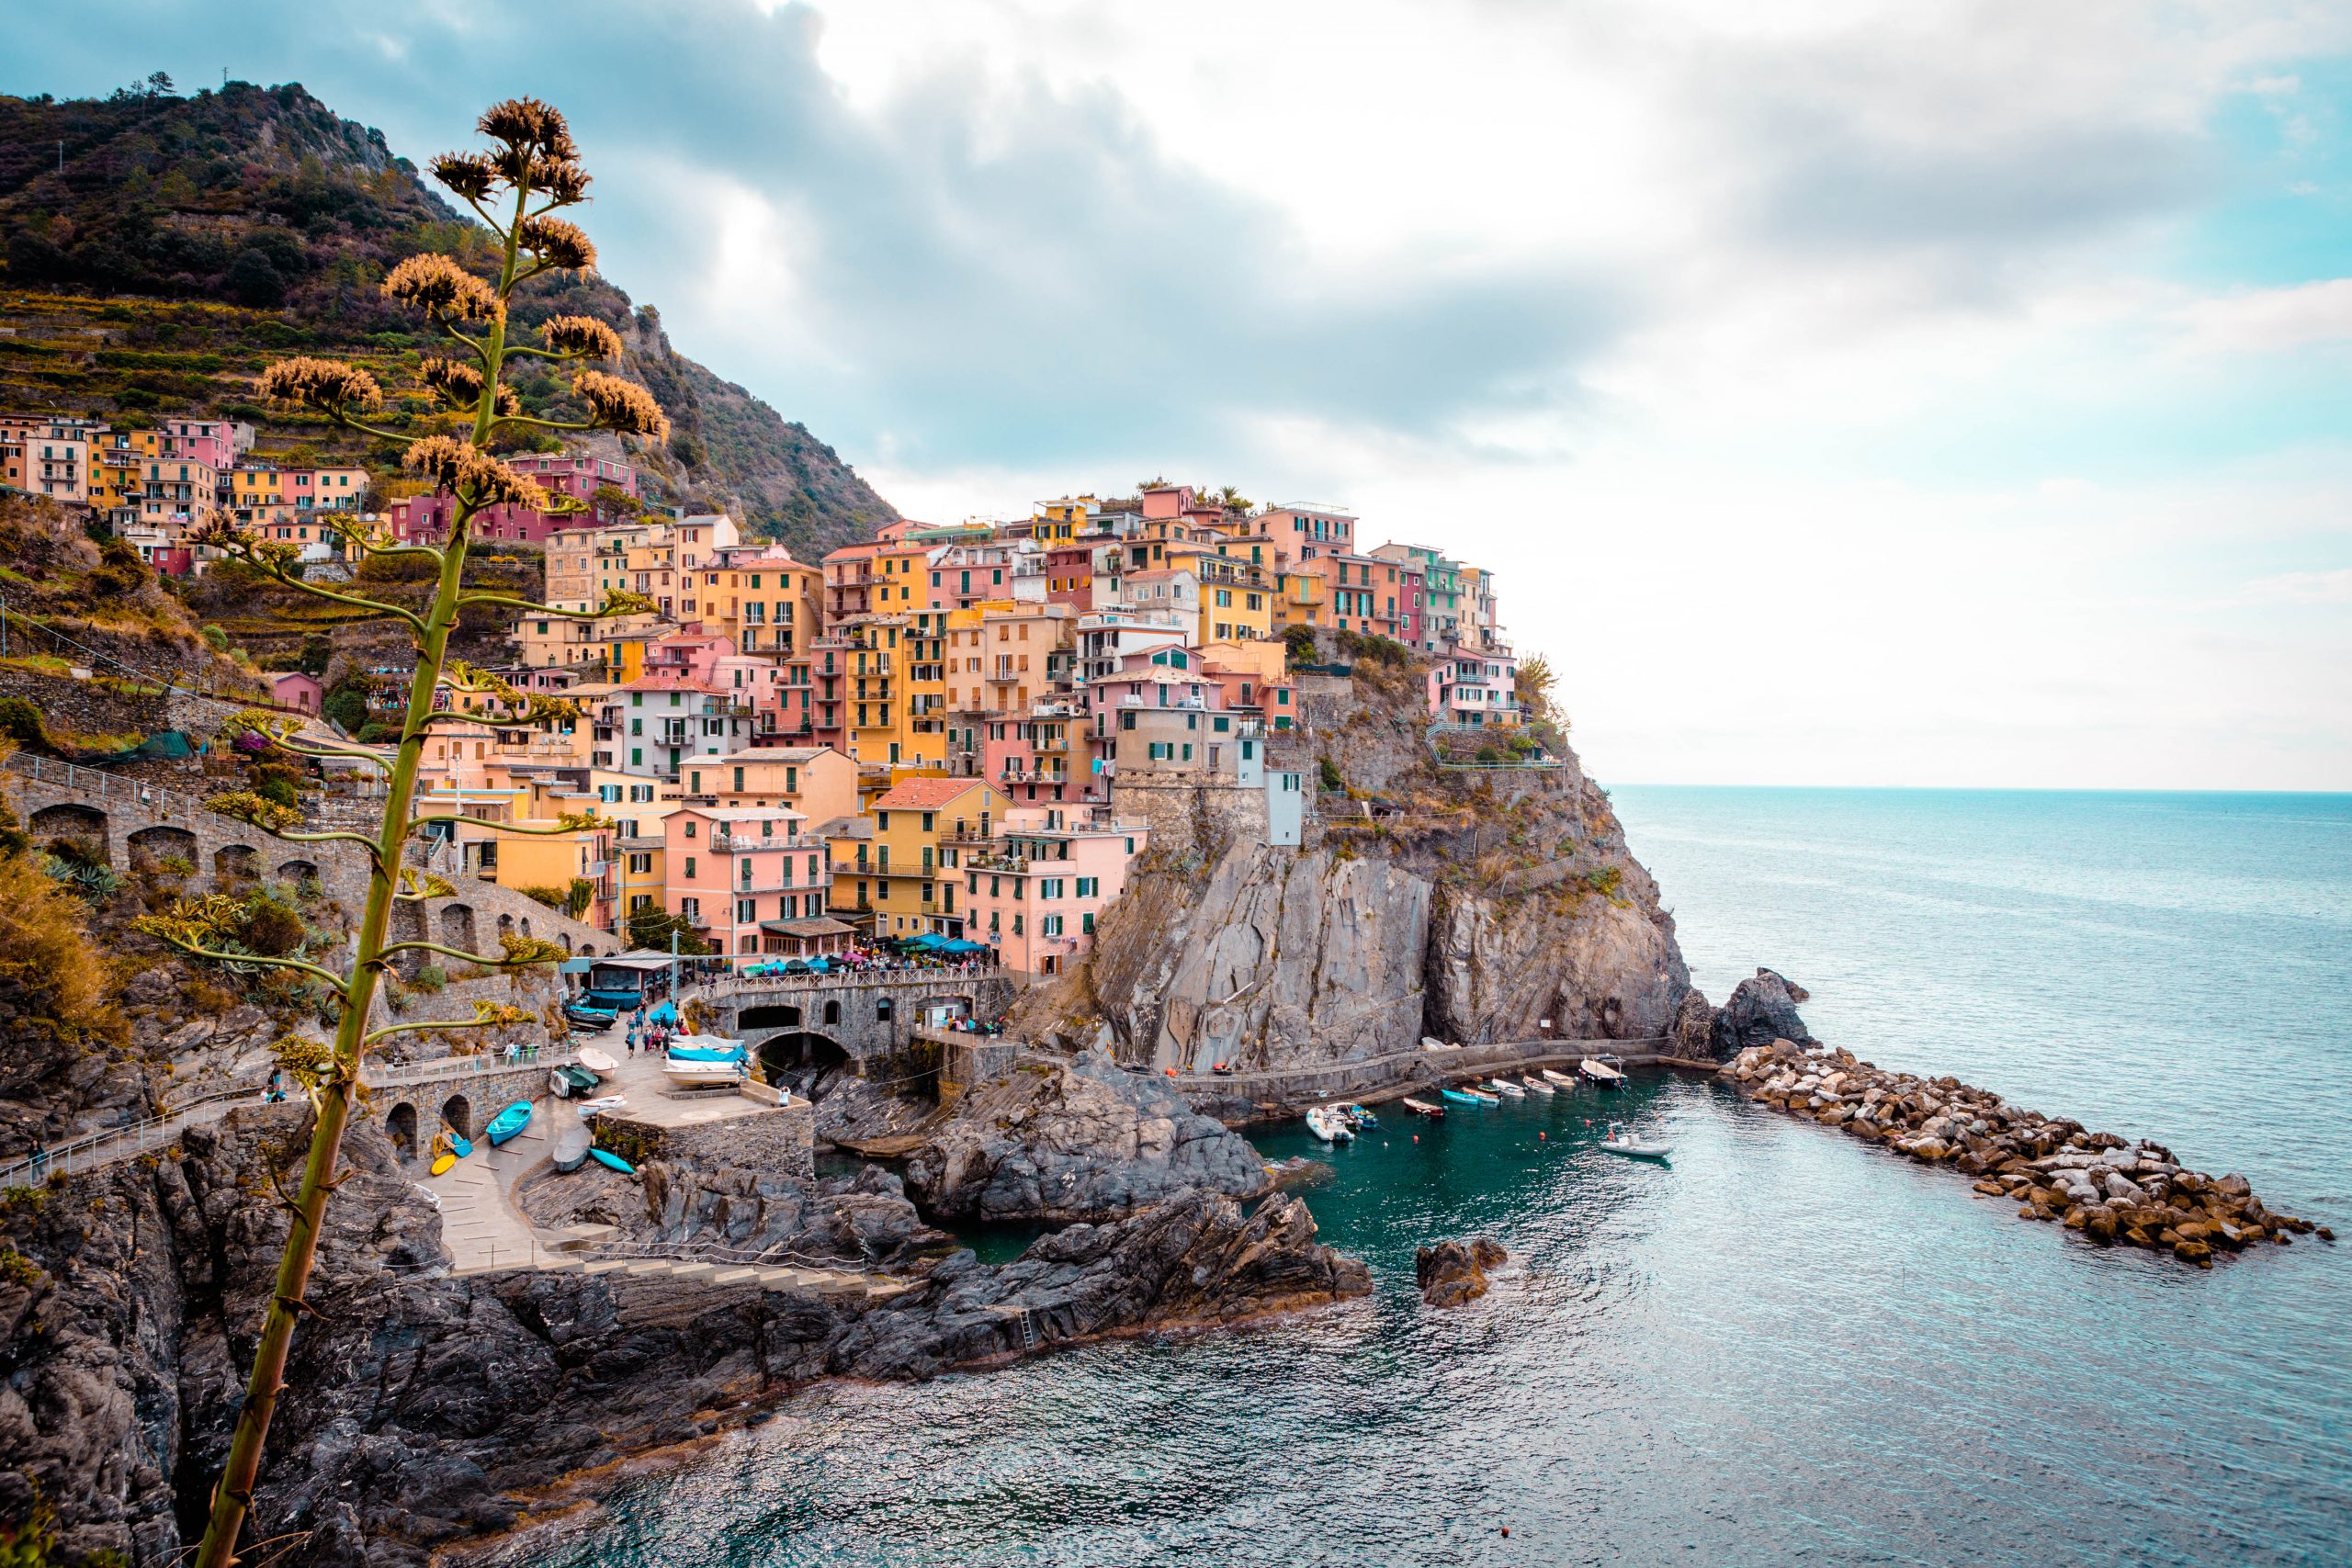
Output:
top-left (692, 968), bottom-right (1021, 1076)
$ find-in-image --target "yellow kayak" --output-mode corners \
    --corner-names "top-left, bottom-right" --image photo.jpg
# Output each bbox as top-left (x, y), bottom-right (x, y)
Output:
top-left (429, 1153), bottom-right (457, 1177)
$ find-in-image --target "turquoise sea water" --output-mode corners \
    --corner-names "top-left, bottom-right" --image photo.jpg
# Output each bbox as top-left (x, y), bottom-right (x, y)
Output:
top-left (514, 789), bottom-right (2352, 1566)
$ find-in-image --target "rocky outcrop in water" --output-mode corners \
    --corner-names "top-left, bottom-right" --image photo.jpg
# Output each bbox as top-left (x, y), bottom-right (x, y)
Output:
top-left (1415, 1235), bottom-right (1507, 1307)
top-left (904, 1050), bottom-right (1270, 1224)
top-left (1, 1106), bottom-right (1366, 1567)
top-left (1710, 968), bottom-right (1815, 1057)
top-left (1724, 1038), bottom-right (2329, 1264)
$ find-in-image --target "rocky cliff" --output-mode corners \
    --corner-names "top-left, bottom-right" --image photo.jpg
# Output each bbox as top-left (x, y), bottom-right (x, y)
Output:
top-left (1023, 663), bottom-right (1690, 1076)
top-left (2, 1106), bottom-right (1365, 1566)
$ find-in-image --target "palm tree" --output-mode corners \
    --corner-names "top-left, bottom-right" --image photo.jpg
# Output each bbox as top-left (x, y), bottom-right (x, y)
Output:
top-left (146, 96), bottom-right (668, 1568)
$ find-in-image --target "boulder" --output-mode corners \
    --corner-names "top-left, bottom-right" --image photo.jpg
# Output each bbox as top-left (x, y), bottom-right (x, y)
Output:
top-left (1415, 1235), bottom-right (1508, 1307)
top-left (1709, 970), bottom-right (1816, 1057)
top-left (1668, 989), bottom-right (1716, 1059)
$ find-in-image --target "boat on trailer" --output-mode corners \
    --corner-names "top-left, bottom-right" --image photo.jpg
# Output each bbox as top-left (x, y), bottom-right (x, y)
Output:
top-left (1401, 1096), bottom-right (1446, 1118)
top-left (1581, 1055), bottom-right (1627, 1087)
top-left (1600, 1120), bottom-right (1671, 1160)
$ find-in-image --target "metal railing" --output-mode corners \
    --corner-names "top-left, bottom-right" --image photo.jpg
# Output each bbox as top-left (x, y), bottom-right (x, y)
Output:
top-left (371, 1046), bottom-right (578, 1088)
top-left (0, 1085), bottom-right (262, 1188)
top-left (707, 965), bottom-right (1003, 996)
top-left (4, 750), bottom-right (194, 815)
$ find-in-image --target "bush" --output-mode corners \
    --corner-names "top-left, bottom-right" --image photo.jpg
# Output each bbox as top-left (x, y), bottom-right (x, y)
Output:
top-left (413, 964), bottom-right (447, 993)
top-left (200, 624), bottom-right (231, 650)
top-left (516, 884), bottom-right (570, 912)
top-left (254, 774), bottom-right (300, 809)
top-left (1317, 757), bottom-right (1343, 792)
top-left (322, 686), bottom-right (369, 732)
top-left (355, 721), bottom-right (400, 744)
top-left (233, 888), bottom-right (307, 957)
top-left (0, 698), bottom-right (45, 746)
top-left (156, 852), bottom-right (196, 876)
top-left (0, 851), bottom-right (124, 1049)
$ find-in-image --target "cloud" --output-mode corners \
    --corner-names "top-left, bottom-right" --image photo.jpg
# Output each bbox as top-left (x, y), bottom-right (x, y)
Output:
top-left (2179, 277), bottom-right (2352, 355)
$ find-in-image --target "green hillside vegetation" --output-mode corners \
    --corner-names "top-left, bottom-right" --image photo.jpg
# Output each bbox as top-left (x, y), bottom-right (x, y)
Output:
top-left (0, 78), bottom-right (896, 555)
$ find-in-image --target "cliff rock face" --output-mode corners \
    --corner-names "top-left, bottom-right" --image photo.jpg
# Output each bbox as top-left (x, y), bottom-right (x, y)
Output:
top-left (904, 1051), bottom-right (1271, 1224)
top-left (1712, 968), bottom-right (1816, 1058)
top-left (1, 1110), bottom-right (1363, 1567)
top-left (1025, 671), bottom-right (1688, 1073)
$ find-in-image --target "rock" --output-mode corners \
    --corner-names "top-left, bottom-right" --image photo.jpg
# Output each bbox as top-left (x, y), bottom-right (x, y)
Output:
top-left (1710, 971), bottom-right (1816, 1057)
top-left (1669, 989), bottom-right (1716, 1059)
top-left (1415, 1235), bottom-right (1508, 1307)
top-left (904, 1051), bottom-right (1272, 1224)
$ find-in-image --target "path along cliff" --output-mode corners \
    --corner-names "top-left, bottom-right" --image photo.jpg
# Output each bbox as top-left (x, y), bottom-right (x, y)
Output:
top-left (1014, 656), bottom-right (1696, 1081)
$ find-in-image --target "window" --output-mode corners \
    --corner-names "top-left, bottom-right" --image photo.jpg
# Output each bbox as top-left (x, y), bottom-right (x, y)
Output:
top-left (1040, 878), bottom-right (1064, 899)
top-left (1042, 914), bottom-right (1063, 936)
top-left (1077, 876), bottom-right (1098, 897)
top-left (684, 856), bottom-right (697, 878)
top-left (628, 852), bottom-right (651, 874)
top-left (681, 897), bottom-right (700, 919)
top-left (738, 898), bottom-right (755, 922)
top-left (1081, 911), bottom-right (1096, 934)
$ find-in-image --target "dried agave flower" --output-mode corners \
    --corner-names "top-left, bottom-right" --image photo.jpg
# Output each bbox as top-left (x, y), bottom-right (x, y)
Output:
top-left (518, 215), bottom-right (596, 273)
top-left (429, 151), bottom-right (500, 202)
top-left (529, 155), bottom-right (592, 206)
top-left (401, 435), bottom-right (551, 511)
top-left (382, 254), bottom-right (503, 323)
top-left (538, 315), bottom-right (624, 360)
top-left (256, 356), bottom-right (384, 413)
top-left (573, 370), bottom-right (671, 440)
top-left (478, 96), bottom-right (576, 161)
top-left (419, 358), bottom-right (520, 415)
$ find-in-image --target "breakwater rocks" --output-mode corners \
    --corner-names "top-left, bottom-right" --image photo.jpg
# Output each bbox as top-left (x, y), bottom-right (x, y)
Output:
top-left (1416, 1235), bottom-right (1507, 1306)
top-left (1725, 1040), bottom-right (2329, 1265)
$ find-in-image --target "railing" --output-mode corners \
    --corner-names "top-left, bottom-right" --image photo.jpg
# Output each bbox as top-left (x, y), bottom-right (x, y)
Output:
top-left (709, 830), bottom-right (819, 852)
top-left (4, 750), bottom-right (195, 815)
top-left (707, 964), bottom-right (1004, 996)
top-left (0, 1085), bottom-right (263, 1187)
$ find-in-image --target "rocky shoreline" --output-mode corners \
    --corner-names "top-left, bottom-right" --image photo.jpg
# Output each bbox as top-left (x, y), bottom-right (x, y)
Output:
top-left (1724, 1038), bottom-right (2332, 1264)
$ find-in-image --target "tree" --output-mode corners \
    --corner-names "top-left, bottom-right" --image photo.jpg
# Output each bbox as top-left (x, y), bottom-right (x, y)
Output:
top-left (626, 904), bottom-right (712, 954)
top-left (142, 97), bottom-right (669, 1568)
top-left (223, 247), bottom-right (287, 307)
top-left (1515, 653), bottom-right (1558, 719)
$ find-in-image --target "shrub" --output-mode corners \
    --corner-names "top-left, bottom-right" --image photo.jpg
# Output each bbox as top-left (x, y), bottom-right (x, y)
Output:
top-left (201, 624), bottom-right (231, 650)
top-left (1317, 757), bottom-right (1342, 791)
top-left (516, 884), bottom-right (570, 911)
top-left (322, 686), bottom-right (369, 732)
top-left (413, 964), bottom-right (447, 993)
top-left (156, 852), bottom-right (196, 877)
top-left (254, 775), bottom-right (300, 809)
top-left (233, 889), bottom-right (307, 957)
top-left (0, 851), bottom-right (124, 1049)
top-left (355, 721), bottom-right (400, 744)
top-left (0, 698), bottom-right (44, 746)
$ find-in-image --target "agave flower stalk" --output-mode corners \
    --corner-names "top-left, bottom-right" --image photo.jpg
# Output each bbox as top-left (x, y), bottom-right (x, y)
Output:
top-left (148, 97), bottom-right (670, 1568)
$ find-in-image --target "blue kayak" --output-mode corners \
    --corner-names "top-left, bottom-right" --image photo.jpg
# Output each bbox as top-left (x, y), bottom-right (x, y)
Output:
top-left (588, 1146), bottom-right (635, 1175)
top-left (449, 1134), bottom-right (473, 1158)
top-left (484, 1100), bottom-right (533, 1146)
top-left (1439, 1087), bottom-right (1491, 1106)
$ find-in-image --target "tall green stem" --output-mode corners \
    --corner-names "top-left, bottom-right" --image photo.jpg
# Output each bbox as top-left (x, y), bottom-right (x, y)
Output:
top-left (191, 176), bottom-right (527, 1568)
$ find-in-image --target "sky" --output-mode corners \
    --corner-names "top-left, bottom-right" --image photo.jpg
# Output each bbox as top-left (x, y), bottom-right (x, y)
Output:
top-left (10, 1), bottom-right (2352, 789)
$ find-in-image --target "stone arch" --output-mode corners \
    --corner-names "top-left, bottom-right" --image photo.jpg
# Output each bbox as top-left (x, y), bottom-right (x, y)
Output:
top-left (739, 1002), bottom-right (804, 1032)
top-left (277, 858), bottom-right (319, 885)
top-left (875, 996), bottom-right (894, 1022)
top-left (441, 1094), bottom-right (474, 1140)
top-left (561, 932), bottom-right (573, 953)
top-left (519, 916), bottom-right (533, 939)
top-left (386, 1101), bottom-right (419, 1162)
top-left (212, 842), bottom-right (258, 884)
top-left (29, 802), bottom-right (107, 859)
top-left (822, 999), bottom-right (842, 1027)
top-left (497, 912), bottom-right (514, 939)
top-left (758, 1030), bottom-right (848, 1082)
top-left (438, 903), bottom-right (477, 954)
top-left (127, 823), bottom-right (197, 871)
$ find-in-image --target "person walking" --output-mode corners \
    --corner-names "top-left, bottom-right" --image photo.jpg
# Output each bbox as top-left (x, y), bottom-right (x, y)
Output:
top-left (28, 1139), bottom-right (48, 1180)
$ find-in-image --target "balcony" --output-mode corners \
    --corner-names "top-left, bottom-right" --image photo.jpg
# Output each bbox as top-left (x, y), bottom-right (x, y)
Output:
top-left (709, 830), bottom-right (819, 851)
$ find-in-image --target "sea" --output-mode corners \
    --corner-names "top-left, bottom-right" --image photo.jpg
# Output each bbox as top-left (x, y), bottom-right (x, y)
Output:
top-left (513, 788), bottom-right (2352, 1566)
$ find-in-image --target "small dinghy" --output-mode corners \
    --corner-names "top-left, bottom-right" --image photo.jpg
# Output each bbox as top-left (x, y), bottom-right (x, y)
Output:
top-left (577, 1046), bottom-right (618, 1073)
top-left (484, 1100), bottom-right (533, 1147)
top-left (1484, 1078), bottom-right (1526, 1098)
top-left (1305, 1105), bottom-right (1355, 1143)
top-left (1339, 1103), bottom-right (1378, 1129)
top-left (575, 1094), bottom-right (628, 1118)
top-left (1442, 1084), bottom-right (1498, 1105)
top-left (1520, 1075), bottom-right (1557, 1096)
top-left (1540, 1068), bottom-right (1578, 1088)
top-left (552, 1122), bottom-right (591, 1173)
top-left (588, 1146), bottom-right (635, 1175)
top-left (1580, 1055), bottom-right (1627, 1087)
top-left (663, 1035), bottom-right (749, 1089)
top-left (1600, 1121), bottom-right (1671, 1161)
top-left (548, 1064), bottom-right (599, 1100)
top-left (448, 1134), bottom-right (473, 1158)
top-left (1402, 1096), bottom-right (1446, 1118)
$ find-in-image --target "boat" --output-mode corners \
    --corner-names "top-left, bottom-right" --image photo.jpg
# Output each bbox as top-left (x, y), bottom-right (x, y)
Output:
top-left (662, 1034), bottom-right (750, 1089)
top-left (588, 1146), bottom-right (636, 1175)
top-left (548, 1064), bottom-right (600, 1100)
top-left (448, 1134), bottom-right (473, 1158)
top-left (1520, 1075), bottom-right (1556, 1096)
top-left (1580, 1055), bottom-right (1627, 1087)
top-left (484, 1100), bottom-right (533, 1147)
top-left (575, 1094), bottom-right (628, 1118)
top-left (1600, 1121), bottom-right (1671, 1161)
top-left (1401, 1097), bottom-right (1446, 1118)
top-left (1338, 1103), bottom-right (1378, 1129)
top-left (428, 1152), bottom-right (457, 1177)
top-left (1305, 1105), bottom-right (1355, 1143)
top-left (1442, 1084), bottom-right (1498, 1105)
top-left (563, 1002), bottom-right (616, 1029)
top-left (577, 1046), bottom-right (618, 1073)
top-left (1541, 1068), bottom-right (1578, 1088)
top-left (552, 1123), bottom-right (591, 1173)
top-left (1483, 1078), bottom-right (1526, 1098)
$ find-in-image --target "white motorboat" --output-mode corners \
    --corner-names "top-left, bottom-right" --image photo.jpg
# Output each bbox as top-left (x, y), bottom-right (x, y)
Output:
top-left (1580, 1055), bottom-right (1627, 1086)
top-left (1520, 1075), bottom-right (1557, 1096)
top-left (577, 1046), bottom-right (618, 1073)
top-left (662, 1034), bottom-right (750, 1089)
top-left (1541, 1068), bottom-right (1578, 1088)
top-left (1483, 1077), bottom-right (1527, 1098)
top-left (1600, 1121), bottom-right (1671, 1161)
top-left (1305, 1105), bottom-right (1355, 1143)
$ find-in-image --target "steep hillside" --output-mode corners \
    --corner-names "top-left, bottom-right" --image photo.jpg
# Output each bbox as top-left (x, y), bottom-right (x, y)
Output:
top-left (1017, 655), bottom-right (1695, 1072)
top-left (0, 80), bottom-right (895, 555)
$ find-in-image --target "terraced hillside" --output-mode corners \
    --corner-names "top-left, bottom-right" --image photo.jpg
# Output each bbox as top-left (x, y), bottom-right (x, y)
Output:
top-left (0, 81), bottom-right (896, 555)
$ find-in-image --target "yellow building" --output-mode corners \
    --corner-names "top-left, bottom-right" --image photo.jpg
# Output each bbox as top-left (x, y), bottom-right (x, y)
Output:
top-left (944, 602), bottom-right (1074, 716)
top-left (1272, 568), bottom-right (1331, 634)
top-left (830, 776), bottom-right (1008, 938)
top-left (702, 543), bottom-right (820, 656)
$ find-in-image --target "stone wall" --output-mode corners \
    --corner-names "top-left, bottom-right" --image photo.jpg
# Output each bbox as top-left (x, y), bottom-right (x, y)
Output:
top-left (606, 1098), bottom-right (816, 1187)
top-left (1112, 777), bottom-right (1277, 859)
top-left (373, 1060), bottom-right (564, 1160)
top-left (705, 971), bottom-right (1020, 1071)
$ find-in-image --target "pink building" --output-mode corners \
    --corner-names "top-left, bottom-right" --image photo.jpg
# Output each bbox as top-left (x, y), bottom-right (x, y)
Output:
top-left (390, 456), bottom-right (640, 546)
top-left (980, 705), bottom-right (1097, 808)
top-left (663, 805), bottom-right (837, 962)
top-left (644, 629), bottom-right (733, 685)
top-left (1261, 503), bottom-right (1357, 564)
top-left (264, 671), bottom-right (324, 716)
top-left (961, 821), bottom-right (1148, 976)
top-left (155, 418), bottom-right (246, 481)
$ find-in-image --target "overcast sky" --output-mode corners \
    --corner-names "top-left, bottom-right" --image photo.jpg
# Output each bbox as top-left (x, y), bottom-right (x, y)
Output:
top-left (12, 2), bottom-right (2351, 788)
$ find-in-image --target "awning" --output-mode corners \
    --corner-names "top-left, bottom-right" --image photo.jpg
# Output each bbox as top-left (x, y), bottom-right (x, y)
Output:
top-left (558, 957), bottom-right (594, 974)
top-left (759, 917), bottom-right (854, 938)
top-left (593, 951), bottom-right (681, 972)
